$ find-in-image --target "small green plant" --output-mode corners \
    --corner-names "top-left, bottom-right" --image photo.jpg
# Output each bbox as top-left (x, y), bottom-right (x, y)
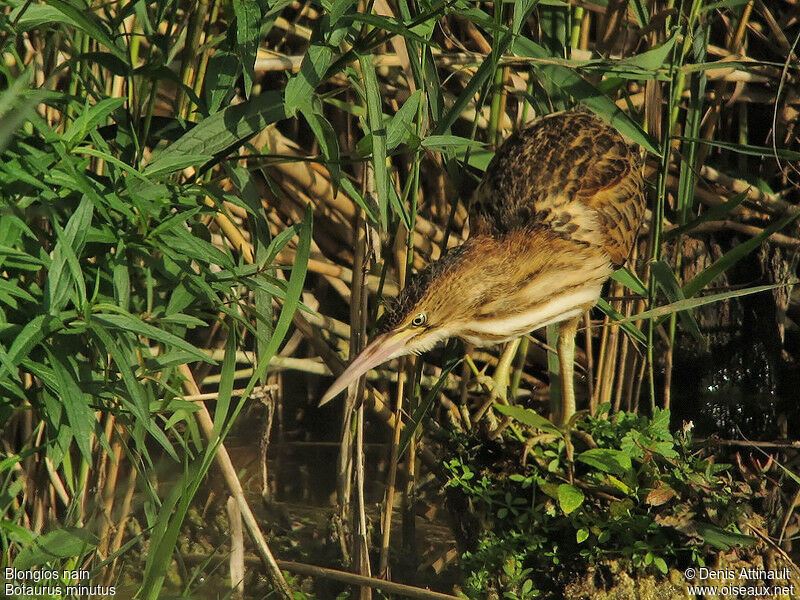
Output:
top-left (445, 408), bottom-right (759, 598)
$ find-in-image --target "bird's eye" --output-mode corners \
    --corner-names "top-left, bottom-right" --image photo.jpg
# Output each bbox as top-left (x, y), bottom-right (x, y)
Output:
top-left (411, 313), bottom-right (427, 327)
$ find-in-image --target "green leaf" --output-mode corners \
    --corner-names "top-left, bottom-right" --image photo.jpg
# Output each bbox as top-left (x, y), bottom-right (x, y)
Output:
top-left (142, 153), bottom-right (214, 178)
top-left (684, 209), bottom-right (800, 298)
top-left (617, 35), bottom-right (678, 71)
top-left (692, 522), bottom-right (756, 550)
top-left (232, 0), bottom-right (260, 97)
top-left (144, 91), bottom-right (287, 177)
top-left (654, 557), bottom-right (668, 574)
top-left (664, 190), bottom-right (749, 241)
top-left (204, 51), bottom-right (240, 114)
top-left (557, 483), bottom-right (584, 514)
top-left (611, 267), bottom-right (647, 297)
top-left (300, 106), bottom-right (343, 196)
top-left (47, 350), bottom-right (95, 463)
top-left (40, 0), bottom-right (128, 62)
top-left (576, 448), bottom-right (632, 476)
top-left (157, 225), bottom-right (233, 270)
top-left (359, 52), bottom-right (394, 229)
top-left (284, 44), bottom-right (333, 115)
top-left (576, 528), bottom-right (589, 543)
top-left (64, 97), bottom-right (125, 145)
top-left (513, 35), bottom-right (660, 156)
top-left (400, 358), bottom-right (462, 456)
top-left (596, 298), bottom-right (646, 344)
top-left (674, 136), bottom-right (800, 162)
top-left (344, 12), bottom-right (429, 44)
top-left (651, 260), bottom-right (705, 347)
top-left (433, 31), bottom-right (511, 136)
top-left (513, 0), bottom-right (540, 35)
top-left (386, 89), bottom-right (422, 152)
top-left (45, 196), bottom-right (93, 314)
top-left (494, 404), bottom-right (563, 437)
top-left (238, 205), bottom-right (313, 401)
top-left (91, 311), bottom-right (215, 364)
top-left (14, 528), bottom-right (98, 569)
top-left (619, 281), bottom-right (797, 324)
top-left (9, 3), bottom-right (78, 31)
top-left (421, 135), bottom-right (485, 152)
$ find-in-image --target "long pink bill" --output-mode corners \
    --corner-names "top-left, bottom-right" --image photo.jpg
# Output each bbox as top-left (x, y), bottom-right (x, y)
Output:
top-left (318, 330), bottom-right (413, 406)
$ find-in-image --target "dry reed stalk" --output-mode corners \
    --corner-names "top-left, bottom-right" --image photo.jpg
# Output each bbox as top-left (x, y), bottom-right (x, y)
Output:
top-left (226, 496), bottom-right (245, 600)
top-left (259, 390), bottom-right (276, 501)
top-left (97, 426), bottom-right (125, 558)
top-left (105, 465), bottom-right (138, 586)
top-left (378, 357), bottom-right (407, 577)
top-left (178, 364), bottom-right (294, 599)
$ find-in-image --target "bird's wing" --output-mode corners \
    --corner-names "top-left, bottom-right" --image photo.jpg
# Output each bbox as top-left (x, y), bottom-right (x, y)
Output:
top-left (469, 110), bottom-right (645, 267)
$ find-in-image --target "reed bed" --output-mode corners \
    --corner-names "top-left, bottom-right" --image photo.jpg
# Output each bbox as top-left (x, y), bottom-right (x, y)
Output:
top-left (1, 0), bottom-right (799, 597)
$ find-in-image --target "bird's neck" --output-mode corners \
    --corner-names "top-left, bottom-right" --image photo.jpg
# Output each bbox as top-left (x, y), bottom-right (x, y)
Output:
top-left (452, 230), bottom-right (612, 345)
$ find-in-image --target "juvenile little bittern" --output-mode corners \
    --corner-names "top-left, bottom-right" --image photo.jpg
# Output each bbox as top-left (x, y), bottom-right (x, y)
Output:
top-left (320, 109), bottom-right (645, 423)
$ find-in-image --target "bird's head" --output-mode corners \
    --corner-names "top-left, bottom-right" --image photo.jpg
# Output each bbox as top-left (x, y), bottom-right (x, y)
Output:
top-left (318, 231), bottom-right (605, 406)
top-left (318, 240), bottom-right (491, 406)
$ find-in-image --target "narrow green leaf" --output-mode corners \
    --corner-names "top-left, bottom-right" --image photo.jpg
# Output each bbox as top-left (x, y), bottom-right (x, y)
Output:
top-left (232, 0), bottom-right (260, 97)
top-left (512, 0), bottom-right (540, 35)
top-left (433, 31), bottom-right (511, 136)
top-left (344, 12), bottom-right (429, 44)
top-left (359, 52), bottom-right (393, 229)
top-left (300, 106), bottom-right (342, 194)
top-left (40, 0), bottom-right (127, 62)
top-left (618, 36), bottom-right (678, 71)
top-left (64, 98), bottom-right (125, 145)
top-left (651, 260), bottom-right (705, 346)
top-left (386, 89), bottom-right (423, 152)
top-left (142, 154), bottom-right (214, 178)
top-left (284, 44), bottom-right (333, 115)
top-left (238, 206), bottom-right (313, 401)
top-left (421, 135), bottom-right (485, 151)
top-left (596, 298), bottom-right (647, 344)
top-left (619, 282), bottom-right (797, 323)
top-left (684, 210), bottom-right (800, 298)
top-left (400, 358), bottom-right (462, 455)
top-left (513, 36), bottom-right (660, 156)
top-left (89, 323), bottom-right (179, 462)
top-left (664, 190), bottom-right (749, 241)
top-left (46, 350), bottom-right (94, 462)
top-left (144, 91), bottom-right (287, 177)
top-left (213, 326), bottom-right (238, 438)
top-left (91, 312), bottom-right (215, 364)
top-left (45, 196), bottom-right (93, 314)
top-left (611, 267), bottom-right (648, 297)
top-left (205, 52), bottom-right (240, 114)
top-left (72, 146), bottom-right (150, 184)
top-left (674, 136), bottom-right (800, 161)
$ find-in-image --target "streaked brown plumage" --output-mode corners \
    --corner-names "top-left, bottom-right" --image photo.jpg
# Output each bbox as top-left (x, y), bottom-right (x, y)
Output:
top-left (321, 109), bottom-right (645, 421)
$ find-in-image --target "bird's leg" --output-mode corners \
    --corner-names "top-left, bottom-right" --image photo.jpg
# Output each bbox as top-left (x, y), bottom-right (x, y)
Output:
top-left (556, 316), bottom-right (579, 427)
top-left (473, 338), bottom-right (521, 423)
top-left (492, 337), bottom-right (522, 405)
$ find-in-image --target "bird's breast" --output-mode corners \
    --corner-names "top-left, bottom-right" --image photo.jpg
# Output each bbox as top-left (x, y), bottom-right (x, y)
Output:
top-left (456, 278), bottom-right (607, 347)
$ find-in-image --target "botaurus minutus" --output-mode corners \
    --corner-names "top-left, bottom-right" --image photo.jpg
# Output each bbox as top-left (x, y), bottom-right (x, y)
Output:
top-left (320, 109), bottom-right (645, 424)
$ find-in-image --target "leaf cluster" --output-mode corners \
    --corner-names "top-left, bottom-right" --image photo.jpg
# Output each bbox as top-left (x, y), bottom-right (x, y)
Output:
top-left (444, 408), bottom-right (761, 598)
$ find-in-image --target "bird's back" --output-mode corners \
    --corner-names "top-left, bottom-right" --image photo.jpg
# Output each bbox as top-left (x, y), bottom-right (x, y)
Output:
top-left (471, 110), bottom-right (645, 267)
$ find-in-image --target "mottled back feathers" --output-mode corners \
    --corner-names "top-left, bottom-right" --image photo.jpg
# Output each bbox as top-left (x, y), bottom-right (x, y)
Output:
top-left (381, 109), bottom-right (646, 333)
top-left (471, 109), bottom-right (645, 266)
